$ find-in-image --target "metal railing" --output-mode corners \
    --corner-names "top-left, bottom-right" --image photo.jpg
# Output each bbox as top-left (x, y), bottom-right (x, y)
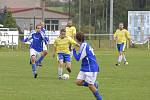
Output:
top-left (0, 34), bottom-right (150, 51)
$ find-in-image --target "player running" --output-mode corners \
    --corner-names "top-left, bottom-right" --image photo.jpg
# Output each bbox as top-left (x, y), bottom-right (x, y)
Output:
top-left (52, 29), bottom-right (79, 79)
top-left (23, 24), bottom-right (48, 78)
top-left (114, 22), bottom-right (132, 66)
top-left (35, 22), bottom-right (49, 66)
top-left (73, 32), bottom-right (102, 100)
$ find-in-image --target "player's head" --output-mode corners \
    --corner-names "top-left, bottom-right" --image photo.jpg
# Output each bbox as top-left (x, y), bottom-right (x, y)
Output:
top-left (40, 22), bottom-right (45, 28)
top-left (119, 22), bottom-right (124, 30)
top-left (67, 20), bottom-right (72, 27)
top-left (76, 32), bottom-right (85, 43)
top-left (36, 24), bottom-right (41, 32)
top-left (60, 29), bottom-right (66, 39)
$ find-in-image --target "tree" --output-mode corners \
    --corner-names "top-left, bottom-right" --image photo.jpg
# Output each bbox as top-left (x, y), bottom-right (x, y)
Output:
top-left (46, 0), bottom-right (150, 33)
top-left (3, 10), bottom-right (17, 28)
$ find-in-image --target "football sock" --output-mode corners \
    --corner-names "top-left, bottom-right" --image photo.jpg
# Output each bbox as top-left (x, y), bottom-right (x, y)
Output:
top-left (118, 55), bottom-right (122, 63)
top-left (58, 67), bottom-right (63, 77)
top-left (123, 55), bottom-right (127, 62)
top-left (32, 64), bottom-right (36, 74)
top-left (83, 82), bottom-right (98, 88)
top-left (83, 81), bottom-right (88, 87)
top-left (93, 90), bottom-right (102, 100)
top-left (36, 56), bottom-right (44, 64)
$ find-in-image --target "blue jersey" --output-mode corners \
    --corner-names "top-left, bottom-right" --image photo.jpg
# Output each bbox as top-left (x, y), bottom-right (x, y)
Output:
top-left (30, 32), bottom-right (44, 52)
top-left (41, 27), bottom-right (49, 44)
top-left (73, 42), bottom-right (99, 72)
top-left (41, 27), bottom-right (46, 33)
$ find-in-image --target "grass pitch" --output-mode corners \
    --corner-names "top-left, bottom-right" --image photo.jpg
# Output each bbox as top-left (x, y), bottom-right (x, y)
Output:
top-left (0, 48), bottom-right (150, 100)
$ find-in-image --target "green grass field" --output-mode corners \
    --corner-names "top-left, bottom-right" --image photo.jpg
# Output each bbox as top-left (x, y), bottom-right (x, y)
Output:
top-left (0, 48), bottom-right (150, 100)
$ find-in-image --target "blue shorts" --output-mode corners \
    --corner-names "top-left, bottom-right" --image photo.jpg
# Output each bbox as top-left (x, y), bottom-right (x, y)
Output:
top-left (58, 53), bottom-right (71, 62)
top-left (117, 43), bottom-right (125, 52)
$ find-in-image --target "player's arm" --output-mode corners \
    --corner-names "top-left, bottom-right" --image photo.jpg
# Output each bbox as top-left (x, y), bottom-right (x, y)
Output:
top-left (69, 37), bottom-right (79, 47)
top-left (114, 30), bottom-right (117, 41)
top-left (125, 30), bottom-right (131, 40)
top-left (125, 30), bottom-right (134, 46)
top-left (22, 34), bottom-right (32, 42)
top-left (73, 44), bottom-right (86, 61)
top-left (40, 31), bottom-right (49, 44)
top-left (41, 28), bottom-right (49, 44)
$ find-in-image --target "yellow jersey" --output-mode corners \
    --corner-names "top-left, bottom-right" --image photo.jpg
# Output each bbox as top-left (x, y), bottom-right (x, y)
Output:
top-left (114, 29), bottom-right (130, 44)
top-left (54, 36), bottom-right (77, 54)
top-left (66, 26), bottom-right (76, 39)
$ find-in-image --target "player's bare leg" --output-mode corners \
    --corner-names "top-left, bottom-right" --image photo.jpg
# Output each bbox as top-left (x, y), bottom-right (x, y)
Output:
top-left (66, 62), bottom-right (71, 73)
top-left (88, 84), bottom-right (102, 100)
top-left (75, 80), bottom-right (102, 100)
top-left (116, 51), bottom-right (123, 66)
top-left (75, 79), bottom-right (84, 86)
top-left (122, 52), bottom-right (128, 65)
top-left (36, 50), bottom-right (48, 67)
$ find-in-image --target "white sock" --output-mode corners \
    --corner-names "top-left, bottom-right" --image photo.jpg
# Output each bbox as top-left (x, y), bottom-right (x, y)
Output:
top-left (118, 55), bottom-right (122, 63)
top-left (123, 55), bottom-right (127, 62)
top-left (58, 67), bottom-right (63, 77)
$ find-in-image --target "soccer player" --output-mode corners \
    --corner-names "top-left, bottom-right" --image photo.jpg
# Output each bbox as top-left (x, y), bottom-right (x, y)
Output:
top-left (35, 22), bottom-right (49, 66)
top-left (65, 20), bottom-right (76, 39)
top-left (73, 32), bottom-right (102, 100)
top-left (114, 22), bottom-right (131, 66)
top-left (52, 29), bottom-right (79, 79)
top-left (23, 24), bottom-right (48, 78)
top-left (66, 20), bottom-right (77, 55)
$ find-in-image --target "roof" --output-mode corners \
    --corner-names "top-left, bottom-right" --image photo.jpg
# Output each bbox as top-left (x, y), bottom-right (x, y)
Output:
top-left (8, 7), bottom-right (69, 16)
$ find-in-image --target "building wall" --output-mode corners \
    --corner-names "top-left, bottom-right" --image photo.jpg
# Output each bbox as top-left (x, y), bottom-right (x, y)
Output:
top-left (13, 9), bottom-right (69, 31)
top-left (0, 0), bottom-right (41, 8)
top-left (16, 18), bottom-right (68, 31)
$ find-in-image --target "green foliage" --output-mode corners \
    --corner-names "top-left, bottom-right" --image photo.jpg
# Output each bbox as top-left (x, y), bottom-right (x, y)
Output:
top-left (3, 11), bottom-right (17, 28)
top-left (46, 0), bottom-right (150, 33)
top-left (80, 25), bottom-right (95, 34)
top-left (71, 0), bottom-right (150, 33)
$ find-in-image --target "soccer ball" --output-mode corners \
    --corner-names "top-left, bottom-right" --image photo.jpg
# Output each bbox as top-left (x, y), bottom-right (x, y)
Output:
top-left (62, 74), bottom-right (69, 80)
top-left (124, 61), bottom-right (128, 65)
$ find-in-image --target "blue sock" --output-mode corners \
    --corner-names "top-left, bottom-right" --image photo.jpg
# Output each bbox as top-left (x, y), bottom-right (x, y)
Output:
top-left (32, 64), bottom-right (36, 74)
top-left (93, 90), bottom-right (102, 100)
top-left (83, 81), bottom-right (88, 87)
top-left (94, 81), bottom-right (99, 89)
top-left (36, 56), bottom-right (44, 64)
top-left (83, 81), bottom-right (98, 88)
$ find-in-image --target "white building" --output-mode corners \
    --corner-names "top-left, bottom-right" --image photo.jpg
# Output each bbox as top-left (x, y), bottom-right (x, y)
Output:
top-left (0, 0), bottom-right (69, 31)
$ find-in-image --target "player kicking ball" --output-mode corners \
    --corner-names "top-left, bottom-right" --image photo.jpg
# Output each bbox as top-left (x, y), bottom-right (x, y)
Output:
top-left (73, 32), bottom-right (102, 100)
top-left (52, 29), bottom-right (79, 79)
top-left (23, 24), bottom-right (48, 78)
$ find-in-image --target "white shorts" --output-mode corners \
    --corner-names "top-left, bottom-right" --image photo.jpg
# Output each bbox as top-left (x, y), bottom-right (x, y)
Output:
top-left (43, 42), bottom-right (47, 51)
top-left (77, 71), bottom-right (97, 84)
top-left (30, 48), bottom-right (41, 59)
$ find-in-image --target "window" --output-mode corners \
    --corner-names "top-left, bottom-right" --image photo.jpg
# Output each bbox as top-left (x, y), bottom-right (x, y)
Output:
top-left (45, 19), bottom-right (59, 31)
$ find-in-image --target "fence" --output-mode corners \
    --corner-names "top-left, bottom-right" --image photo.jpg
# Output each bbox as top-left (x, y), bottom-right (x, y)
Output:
top-left (0, 34), bottom-right (150, 51)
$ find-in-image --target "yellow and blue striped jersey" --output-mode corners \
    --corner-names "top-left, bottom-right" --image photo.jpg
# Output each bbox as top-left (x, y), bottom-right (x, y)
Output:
top-left (114, 29), bottom-right (130, 44)
top-left (54, 36), bottom-right (77, 54)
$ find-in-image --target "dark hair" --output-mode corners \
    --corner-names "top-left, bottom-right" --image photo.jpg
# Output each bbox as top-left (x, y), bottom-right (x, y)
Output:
top-left (60, 29), bottom-right (66, 33)
top-left (76, 32), bottom-right (85, 42)
top-left (36, 24), bottom-right (41, 29)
